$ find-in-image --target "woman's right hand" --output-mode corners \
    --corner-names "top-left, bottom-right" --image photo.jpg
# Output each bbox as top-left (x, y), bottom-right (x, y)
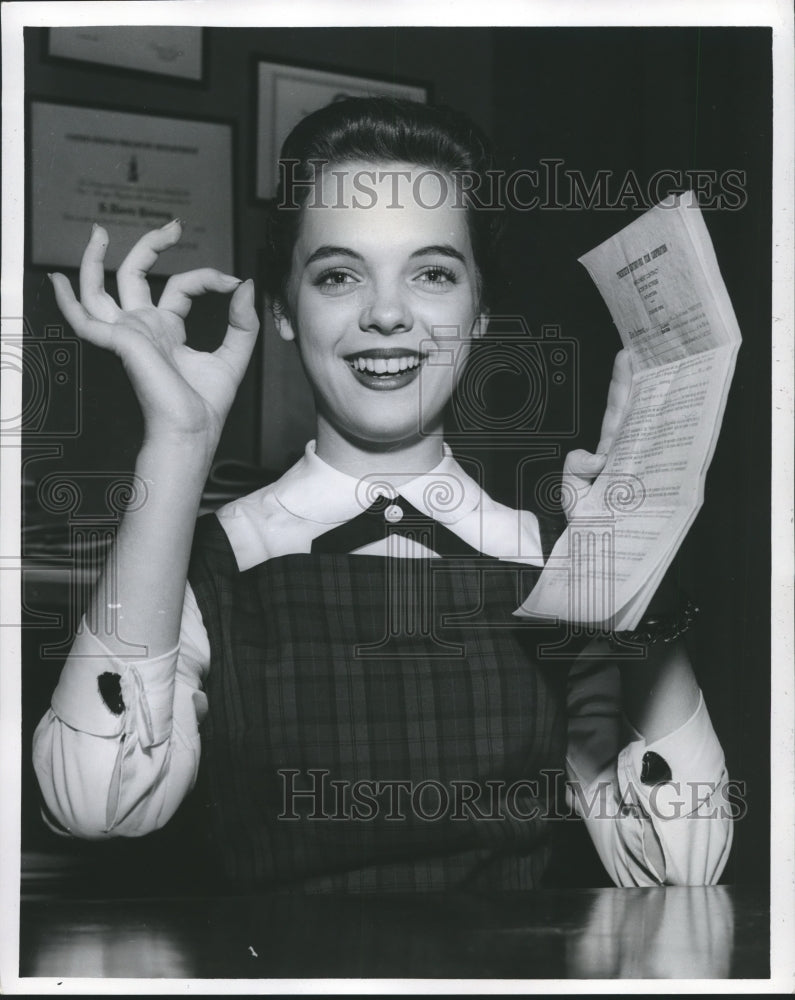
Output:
top-left (49, 220), bottom-right (260, 447)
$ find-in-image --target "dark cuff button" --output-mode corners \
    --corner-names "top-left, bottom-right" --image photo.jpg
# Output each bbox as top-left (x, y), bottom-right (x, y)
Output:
top-left (98, 672), bottom-right (124, 715)
top-left (640, 750), bottom-right (672, 786)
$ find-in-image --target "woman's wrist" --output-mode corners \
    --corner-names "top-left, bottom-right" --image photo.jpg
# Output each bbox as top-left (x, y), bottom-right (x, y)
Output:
top-left (140, 425), bottom-right (220, 474)
top-left (127, 432), bottom-right (218, 529)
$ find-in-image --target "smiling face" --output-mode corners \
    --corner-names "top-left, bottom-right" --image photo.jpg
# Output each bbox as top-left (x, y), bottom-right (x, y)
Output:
top-left (277, 161), bottom-right (484, 471)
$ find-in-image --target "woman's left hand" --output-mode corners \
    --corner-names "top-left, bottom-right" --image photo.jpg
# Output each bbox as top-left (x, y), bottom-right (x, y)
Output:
top-left (562, 349), bottom-right (633, 519)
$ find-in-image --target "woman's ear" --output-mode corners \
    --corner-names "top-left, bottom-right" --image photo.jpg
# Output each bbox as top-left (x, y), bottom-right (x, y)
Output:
top-left (274, 308), bottom-right (296, 342)
top-left (472, 312), bottom-right (489, 339)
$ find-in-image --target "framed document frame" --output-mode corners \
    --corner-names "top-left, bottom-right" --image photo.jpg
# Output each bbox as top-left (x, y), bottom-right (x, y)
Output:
top-left (29, 101), bottom-right (235, 276)
top-left (255, 59), bottom-right (428, 200)
top-left (46, 26), bottom-right (206, 82)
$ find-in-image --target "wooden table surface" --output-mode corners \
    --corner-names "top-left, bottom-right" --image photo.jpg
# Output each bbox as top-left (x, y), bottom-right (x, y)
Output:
top-left (19, 883), bottom-right (768, 980)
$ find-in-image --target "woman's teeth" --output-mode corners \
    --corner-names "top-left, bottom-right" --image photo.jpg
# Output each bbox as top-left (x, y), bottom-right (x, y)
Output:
top-left (349, 356), bottom-right (421, 374)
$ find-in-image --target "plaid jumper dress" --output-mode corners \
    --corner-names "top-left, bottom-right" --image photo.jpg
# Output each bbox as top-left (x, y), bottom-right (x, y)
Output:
top-left (187, 512), bottom-right (572, 892)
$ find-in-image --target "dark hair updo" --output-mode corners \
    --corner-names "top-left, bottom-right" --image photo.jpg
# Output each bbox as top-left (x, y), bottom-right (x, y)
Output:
top-left (262, 97), bottom-right (504, 317)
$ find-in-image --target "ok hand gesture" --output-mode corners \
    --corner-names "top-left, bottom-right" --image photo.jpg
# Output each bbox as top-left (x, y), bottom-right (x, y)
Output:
top-left (49, 220), bottom-right (260, 446)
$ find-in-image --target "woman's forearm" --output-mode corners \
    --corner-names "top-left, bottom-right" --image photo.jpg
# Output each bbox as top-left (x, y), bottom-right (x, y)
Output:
top-left (85, 430), bottom-right (217, 661)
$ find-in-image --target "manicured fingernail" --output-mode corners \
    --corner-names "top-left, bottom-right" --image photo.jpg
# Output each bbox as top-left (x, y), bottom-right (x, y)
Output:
top-left (91, 222), bottom-right (98, 234)
top-left (161, 218), bottom-right (181, 229)
top-left (47, 272), bottom-right (54, 280)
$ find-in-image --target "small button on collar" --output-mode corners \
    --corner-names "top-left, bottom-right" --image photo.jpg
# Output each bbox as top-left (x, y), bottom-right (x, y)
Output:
top-left (384, 504), bottom-right (404, 523)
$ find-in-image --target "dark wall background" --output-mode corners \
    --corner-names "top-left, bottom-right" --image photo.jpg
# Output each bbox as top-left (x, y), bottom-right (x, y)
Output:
top-left (21, 27), bottom-right (770, 892)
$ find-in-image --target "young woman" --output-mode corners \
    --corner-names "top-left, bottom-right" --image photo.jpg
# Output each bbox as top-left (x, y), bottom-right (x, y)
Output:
top-left (34, 99), bottom-right (732, 891)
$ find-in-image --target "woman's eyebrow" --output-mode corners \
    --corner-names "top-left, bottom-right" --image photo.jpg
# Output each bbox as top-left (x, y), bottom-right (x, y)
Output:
top-left (410, 244), bottom-right (467, 264)
top-left (304, 245), bottom-right (362, 265)
top-left (303, 243), bottom-right (467, 266)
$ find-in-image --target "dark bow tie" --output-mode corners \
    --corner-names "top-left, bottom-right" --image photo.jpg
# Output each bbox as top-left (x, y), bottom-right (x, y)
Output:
top-left (310, 494), bottom-right (484, 558)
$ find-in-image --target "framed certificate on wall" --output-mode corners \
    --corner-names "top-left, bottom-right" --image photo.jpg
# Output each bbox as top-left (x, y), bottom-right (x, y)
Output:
top-left (47, 26), bottom-right (205, 82)
top-left (255, 59), bottom-right (428, 200)
top-left (29, 100), bottom-right (235, 275)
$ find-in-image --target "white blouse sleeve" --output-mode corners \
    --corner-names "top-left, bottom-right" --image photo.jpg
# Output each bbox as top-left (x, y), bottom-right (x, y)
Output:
top-left (566, 659), bottom-right (733, 886)
top-left (32, 583), bottom-right (210, 839)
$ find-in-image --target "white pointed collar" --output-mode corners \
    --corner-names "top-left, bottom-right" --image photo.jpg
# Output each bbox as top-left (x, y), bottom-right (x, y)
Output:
top-left (272, 440), bottom-right (484, 526)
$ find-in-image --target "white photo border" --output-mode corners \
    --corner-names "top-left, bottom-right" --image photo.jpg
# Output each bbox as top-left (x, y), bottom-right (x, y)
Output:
top-left (1, 0), bottom-right (792, 994)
